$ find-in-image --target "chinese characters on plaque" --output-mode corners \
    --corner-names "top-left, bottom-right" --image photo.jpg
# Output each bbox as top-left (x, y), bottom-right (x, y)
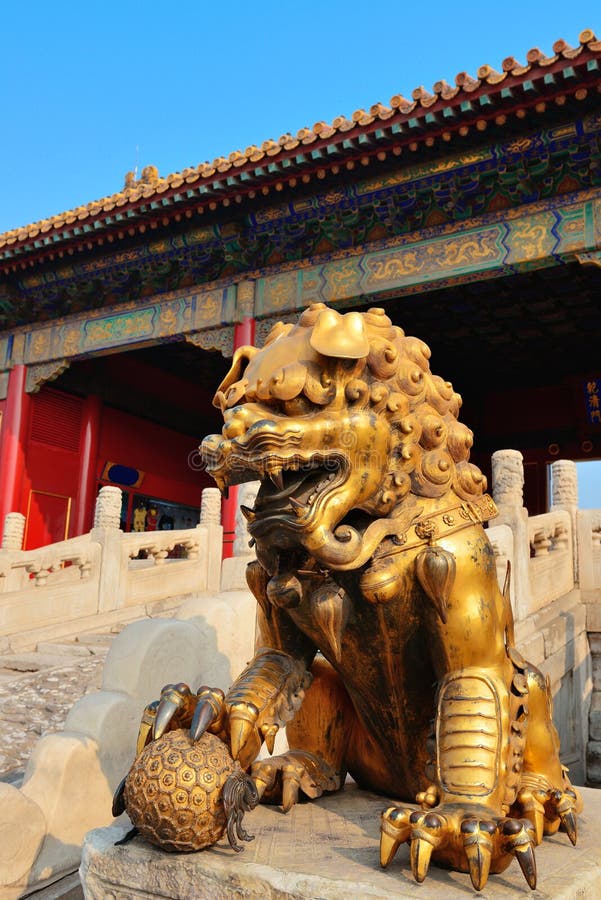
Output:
top-left (585, 379), bottom-right (601, 424)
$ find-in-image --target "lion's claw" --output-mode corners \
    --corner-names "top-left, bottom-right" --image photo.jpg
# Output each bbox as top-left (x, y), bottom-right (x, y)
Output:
top-left (461, 817), bottom-right (496, 891)
top-left (135, 699), bottom-right (160, 755)
top-left (190, 686), bottom-right (226, 741)
top-left (380, 806), bottom-right (411, 866)
top-left (134, 682), bottom-right (203, 753)
top-left (515, 780), bottom-right (581, 845)
top-left (559, 807), bottom-right (578, 845)
top-left (281, 770), bottom-right (301, 812)
top-left (381, 807), bottom-right (538, 891)
top-left (153, 683), bottom-right (195, 739)
top-left (229, 701), bottom-right (260, 761)
top-left (251, 750), bottom-right (340, 811)
top-left (500, 818), bottom-right (538, 890)
top-left (409, 811), bottom-right (447, 883)
top-left (553, 788), bottom-right (578, 845)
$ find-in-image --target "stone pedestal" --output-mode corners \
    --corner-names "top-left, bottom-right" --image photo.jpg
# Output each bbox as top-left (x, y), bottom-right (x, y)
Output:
top-left (80, 785), bottom-right (601, 899)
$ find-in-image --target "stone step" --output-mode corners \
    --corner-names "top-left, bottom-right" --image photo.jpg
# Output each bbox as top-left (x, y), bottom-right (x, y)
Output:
top-left (74, 631), bottom-right (117, 646)
top-left (0, 651), bottom-right (88, 674)
top-left (0, 626), bottom-right (118, 687)
top-left (36, 641), bottom-right (106, 658)
top-left (25, 870), bottom-right (83, 898)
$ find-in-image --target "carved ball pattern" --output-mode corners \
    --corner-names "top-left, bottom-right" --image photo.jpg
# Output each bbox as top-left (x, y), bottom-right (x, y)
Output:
top-left (124, 729), bottom-right (241, 852)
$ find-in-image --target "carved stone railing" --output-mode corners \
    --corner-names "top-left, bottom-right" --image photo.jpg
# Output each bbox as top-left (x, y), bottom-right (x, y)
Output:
top-left (577, 509), bottom-right (601, 594)
top-left (121, 527), bottom-right (213, 608)
top-left (527, 509), bottom-right (574, 613)
top-left (0, 535), bottom-right (98, 592)
top-left (123, 528), bottom-right (205, 566)
top-left (490, 453), bottom-right (579, 621)
top-left (0, 487), bottom-right (223, 651)
top-left (487, 523), bottom-right (515, 606)
top-left (0, 535), bottom-right (102, 644)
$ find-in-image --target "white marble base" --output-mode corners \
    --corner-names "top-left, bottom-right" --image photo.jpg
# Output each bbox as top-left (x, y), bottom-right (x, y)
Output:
top-left (80, 785), bottom-right (601, 899)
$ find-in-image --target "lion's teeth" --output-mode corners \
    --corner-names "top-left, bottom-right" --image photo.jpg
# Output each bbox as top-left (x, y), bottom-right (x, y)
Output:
top-left (268, 470), bottom-right (284, 491)
top-left (289, 497), bottom-right (305, 517)
top-left (240, 505), bottom-right (256, 522)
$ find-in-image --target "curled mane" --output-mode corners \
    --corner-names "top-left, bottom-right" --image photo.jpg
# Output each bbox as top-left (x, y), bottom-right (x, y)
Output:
top-left (262, 304), bottom-right (486, 505)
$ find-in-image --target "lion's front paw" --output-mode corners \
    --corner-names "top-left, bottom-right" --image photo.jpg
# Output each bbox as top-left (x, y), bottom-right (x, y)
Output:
top-left (380, 805), bottom-right (538, 891)
top-left (251, 750), bottom-right (341, 812)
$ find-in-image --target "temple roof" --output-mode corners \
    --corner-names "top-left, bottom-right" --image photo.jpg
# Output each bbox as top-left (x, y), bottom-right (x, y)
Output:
top-left (1, 29), bottom-right (600, 269)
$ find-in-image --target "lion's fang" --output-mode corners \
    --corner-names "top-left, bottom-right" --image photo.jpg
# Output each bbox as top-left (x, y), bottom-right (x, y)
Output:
top-left (269, 471), bottom-right (284, 490)
top-left (241, 505), bottom-right (256, 522)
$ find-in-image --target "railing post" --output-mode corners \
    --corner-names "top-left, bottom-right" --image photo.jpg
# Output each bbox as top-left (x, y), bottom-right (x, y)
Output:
top-left (219, 481), bottom-right (259, 592)
top-left (550, 459), bottom-right (579, 583)
top-left (200, 488), bottom-right (223, 592)
top-left (200, 488), bottom-right (222, 526)
top-left (491, 449), bottom-right (532, 621)
top-left (233, 481), bottom-right (259, 557)
top-left (1, 512), bottom-right (26, 551)
top-left (91, 486), bottom-right (124, 612)
top-left (93, 486), bottom-right (122, 530)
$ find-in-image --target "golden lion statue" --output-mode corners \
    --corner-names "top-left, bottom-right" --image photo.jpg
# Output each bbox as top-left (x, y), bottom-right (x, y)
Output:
top-left (129, 304), bottom-right (581, 890)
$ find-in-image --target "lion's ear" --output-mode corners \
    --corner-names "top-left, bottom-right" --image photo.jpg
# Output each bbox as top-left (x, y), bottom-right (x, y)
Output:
top-left (309, 309), bottom-right (370, 360)
top-left (213, 345), bottom-right (258, 411)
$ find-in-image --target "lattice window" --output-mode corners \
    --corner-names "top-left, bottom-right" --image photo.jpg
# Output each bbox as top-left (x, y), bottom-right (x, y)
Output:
top-left (30, 387), bottom-right (83, 452)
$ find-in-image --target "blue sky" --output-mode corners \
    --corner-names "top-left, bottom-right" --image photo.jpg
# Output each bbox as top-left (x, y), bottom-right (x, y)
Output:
top-left (577, 463), bottom-right (601, 508)
top-left (1, 1), bottom-right (600, 234)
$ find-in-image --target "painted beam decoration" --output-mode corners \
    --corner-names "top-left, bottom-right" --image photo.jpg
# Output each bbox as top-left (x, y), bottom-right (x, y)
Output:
top-left (256, 195), bottom-right (599, 314)
top-left (0, 190), bottom-right (599, 381)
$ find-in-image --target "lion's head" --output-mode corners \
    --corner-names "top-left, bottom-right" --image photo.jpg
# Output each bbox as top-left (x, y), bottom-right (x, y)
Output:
top-left (201, 304), bottom-right (485, 573)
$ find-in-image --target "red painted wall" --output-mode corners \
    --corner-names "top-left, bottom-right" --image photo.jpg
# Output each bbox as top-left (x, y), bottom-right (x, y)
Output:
top-left (21, 383), bottom-right (212, 548)
top-left (96, 405), bottom-right (211, 511)
top-left (0, 396), bottom-right (6, 454)
top-left (23, 387), bottom-right (83, 547)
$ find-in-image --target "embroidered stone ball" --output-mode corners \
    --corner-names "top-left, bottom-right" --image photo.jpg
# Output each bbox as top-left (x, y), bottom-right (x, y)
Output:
top-left (123, 729), bottom-right (258, 852)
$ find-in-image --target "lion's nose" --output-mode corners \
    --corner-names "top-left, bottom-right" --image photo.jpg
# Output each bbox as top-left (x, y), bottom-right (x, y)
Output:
top-left (222, 407), bottom-right (250, 438)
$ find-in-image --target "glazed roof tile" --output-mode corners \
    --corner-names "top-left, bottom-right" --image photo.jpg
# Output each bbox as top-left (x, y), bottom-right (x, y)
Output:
top-left (1, 29), bottom-right (600, 258)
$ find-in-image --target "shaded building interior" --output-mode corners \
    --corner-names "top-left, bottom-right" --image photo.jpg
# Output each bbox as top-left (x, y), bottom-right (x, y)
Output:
top-left (17, 344), bottom-right (228, 547)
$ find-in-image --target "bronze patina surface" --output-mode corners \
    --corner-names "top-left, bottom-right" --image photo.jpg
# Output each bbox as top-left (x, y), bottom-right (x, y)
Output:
top-left (117, 303), bottom-right (581, 891)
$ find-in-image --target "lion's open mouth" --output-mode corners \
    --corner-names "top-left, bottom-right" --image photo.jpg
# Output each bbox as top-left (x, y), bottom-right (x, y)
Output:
top-left (239, 454), bottom-right (347, 538)
top-left (253, 461), bottom-right (339, 525)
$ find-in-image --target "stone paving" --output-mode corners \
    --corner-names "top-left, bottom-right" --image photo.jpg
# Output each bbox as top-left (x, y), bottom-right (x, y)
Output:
top-left (0, 654), bottom-right (107, 778)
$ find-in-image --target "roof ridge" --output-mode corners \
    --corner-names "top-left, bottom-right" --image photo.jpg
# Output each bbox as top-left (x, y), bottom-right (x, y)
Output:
top-left (1, 28), bottom-right (599, 249)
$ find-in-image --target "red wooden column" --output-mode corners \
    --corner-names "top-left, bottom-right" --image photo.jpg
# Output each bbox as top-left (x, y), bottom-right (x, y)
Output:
top-left (74, 395), bottom-right (102, 535)
top-left (221, 315), bottom-right (255, 558)
top-left (0, 365), bottom-right (32, 543)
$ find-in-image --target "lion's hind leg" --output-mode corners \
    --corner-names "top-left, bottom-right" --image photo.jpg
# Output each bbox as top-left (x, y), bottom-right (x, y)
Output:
top-left (513, 658), bottom-right (582, 846)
